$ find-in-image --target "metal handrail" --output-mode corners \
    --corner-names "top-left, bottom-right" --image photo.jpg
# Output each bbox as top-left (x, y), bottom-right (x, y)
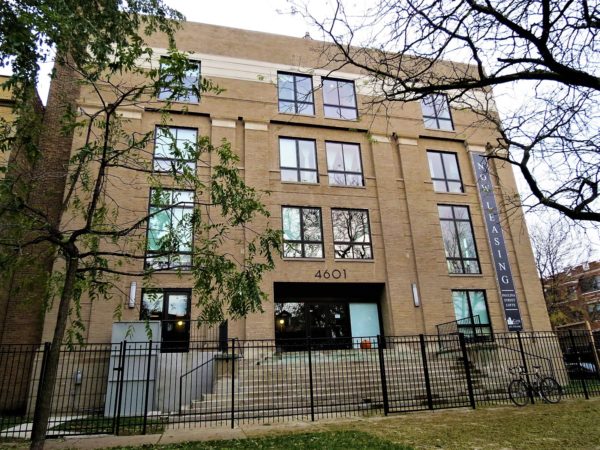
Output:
top-left (436, 315), bottom-right (480, 330)
top-left (178, 356), bottom-right (217, 414)
top-left (496, 340), bottom-right (555, 377)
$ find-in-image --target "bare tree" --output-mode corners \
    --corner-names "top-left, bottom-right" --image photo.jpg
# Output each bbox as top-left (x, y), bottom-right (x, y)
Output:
top-left (290, 0), bottom-right (600, 222)
top-left (530, 218), bottom-right (590, 327)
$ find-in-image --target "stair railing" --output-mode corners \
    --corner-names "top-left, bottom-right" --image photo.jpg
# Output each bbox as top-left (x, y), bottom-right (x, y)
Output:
top-left (178, 356), bottom-right (218, 415)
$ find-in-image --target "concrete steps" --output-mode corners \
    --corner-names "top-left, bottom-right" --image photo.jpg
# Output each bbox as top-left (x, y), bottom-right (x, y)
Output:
top-left (180, 350), bottom-right (513, 416)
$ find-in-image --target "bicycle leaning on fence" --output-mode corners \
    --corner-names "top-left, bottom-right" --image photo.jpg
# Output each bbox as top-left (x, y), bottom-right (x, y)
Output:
top-left (507, 365), bottom-right (562, 406)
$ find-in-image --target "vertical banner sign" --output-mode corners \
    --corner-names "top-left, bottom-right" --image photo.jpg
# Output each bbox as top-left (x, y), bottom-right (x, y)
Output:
top-left (471, 153), bottom-right (523, 331)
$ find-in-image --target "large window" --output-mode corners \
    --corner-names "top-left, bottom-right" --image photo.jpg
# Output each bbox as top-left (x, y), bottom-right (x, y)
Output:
top-left (580, 275), bottom-right (600, 293)
top-left (421, 94), bottom-right (454, 131)
top-left (323, 78), bottom-right (358, 120)
top-left (279, 138), bottom-right (318, 183)
top-left (326, 142), bottom-right (364, 186)
top-left (331, 209), bottom-right (373, 259)
top-left (452, 290), bottom-right (492, 340)
top-left (278, 73), bottom-right (315, 115)
top-left (282, 206), bottom-right (323, 258)
top-left (146, 189), bottom-right (194, 269)
top-left (141, 289), bottom-right (191, 352)
top-left (427, 151), bottom-right (463, 193)
top-left (438, 205), bottom-right (480, 274)
top-left (588, 302), bottom-right (600, 321)
top-left (158, 58), bottom-right (200, 103)
top-left (154, 127), bottom-right (197, 173)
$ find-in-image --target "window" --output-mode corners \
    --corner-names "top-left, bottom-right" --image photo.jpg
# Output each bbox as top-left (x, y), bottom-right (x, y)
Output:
top-left (154, 127), bottom-right (197, 173)
top-left (421, 94), bottom-right (454, 131)
top-left (282, 206), bottom-right (323, 258)
top-left (331, 209), bottom-right (373, 259)
top-left (158, 58), bottom-right (200, 103)
top-left (279, 138), bottom-right (318, 183)
top-left (278, 73), bottom-right (315, 115)
top-left (588, 302), bottom-right (600, 321)
top-left (323, 78), bottom-right (358, 119)
top-left (580, 275), bottom-right (600, 293)
top-left (326, 142), bottom-right (364, 186)
top-left (427, 151), bottom-right (463, 193)
top-left (141, 289), bottom-right (191, 352)
top-left (438, 205), bottom-right (480, 274)
top-left (146, 189), bottom-right (194, 269)
top-left (452, 290), bottom-right (492, 340)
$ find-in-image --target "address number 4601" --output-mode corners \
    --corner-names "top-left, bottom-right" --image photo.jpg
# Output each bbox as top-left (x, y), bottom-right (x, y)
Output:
top-left (314, 269), bottom-right (347, 279)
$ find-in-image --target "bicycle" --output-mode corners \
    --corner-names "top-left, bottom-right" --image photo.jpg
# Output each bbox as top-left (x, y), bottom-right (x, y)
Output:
top-left (507, 365), bottom-right (562, 406)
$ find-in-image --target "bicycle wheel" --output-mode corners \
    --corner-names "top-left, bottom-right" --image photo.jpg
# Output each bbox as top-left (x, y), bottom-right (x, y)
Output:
top-left (540, 377), bottom-right (562, 404)
top-left (508, 379), bottom-right (529, 406)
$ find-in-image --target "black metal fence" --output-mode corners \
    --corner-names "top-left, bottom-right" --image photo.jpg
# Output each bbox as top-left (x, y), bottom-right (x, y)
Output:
top-left (1, 330), bottom-right (599, 439)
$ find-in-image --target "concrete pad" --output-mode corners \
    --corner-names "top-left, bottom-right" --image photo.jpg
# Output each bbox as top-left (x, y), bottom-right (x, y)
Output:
top-left (158, 426), bottom-right (246, 445)
top-left (45, 434), bottom-right (161, 450)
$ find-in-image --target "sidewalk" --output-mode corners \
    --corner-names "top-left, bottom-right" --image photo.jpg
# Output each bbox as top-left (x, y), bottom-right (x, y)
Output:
top-left (4, 416), bottom-right (360, 450)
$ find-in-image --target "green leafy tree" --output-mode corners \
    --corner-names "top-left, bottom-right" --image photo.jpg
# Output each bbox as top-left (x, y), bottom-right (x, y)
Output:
top-left (0, 2), bottom-right (280, 449)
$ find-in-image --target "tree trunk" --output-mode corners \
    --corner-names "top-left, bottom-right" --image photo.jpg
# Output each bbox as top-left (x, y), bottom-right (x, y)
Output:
top-left (30, 254), bottom-right (79, 450)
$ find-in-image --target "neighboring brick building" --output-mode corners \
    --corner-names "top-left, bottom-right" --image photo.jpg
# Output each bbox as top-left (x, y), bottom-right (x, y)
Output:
top-left (545, 261), bottom-right (600, 334)
top-left (35, 21), bottom-right (551, 350)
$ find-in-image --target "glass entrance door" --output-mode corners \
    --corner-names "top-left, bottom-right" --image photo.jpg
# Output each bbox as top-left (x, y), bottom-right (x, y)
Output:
top-left (275, 302), bottom-right (357, 350)
top-left (162, 292), bottom-right (191, 352)
top-left (141, 290), bottom-right (191, 352)
top-left (308, 303), bottom-right (351, 349)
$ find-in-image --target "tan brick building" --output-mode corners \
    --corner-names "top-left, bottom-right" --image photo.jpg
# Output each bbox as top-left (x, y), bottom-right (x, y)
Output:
top-left (38, 21), bottom-right (551, 350)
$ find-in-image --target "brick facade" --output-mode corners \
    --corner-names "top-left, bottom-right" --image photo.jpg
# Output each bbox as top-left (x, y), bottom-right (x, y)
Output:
top-left (36, 21), bottom-right (551, 347)
top-left (546, 261), bottom-right (600, 332)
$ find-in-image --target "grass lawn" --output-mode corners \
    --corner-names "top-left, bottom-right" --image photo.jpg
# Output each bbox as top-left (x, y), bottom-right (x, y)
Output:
top-left (114, 399), bottom-right (600, 450)
top-left (137, 431), bottom-right (412, 449)
top-left (2, 398), bottom-right (599, 449)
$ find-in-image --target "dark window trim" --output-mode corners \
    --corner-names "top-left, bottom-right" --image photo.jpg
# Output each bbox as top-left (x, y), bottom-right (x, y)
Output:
top-left (422, 94), bottom-right (454, 131)
top-left (158, 57), bottom-right (201, 104)
top-left (438, 204), bottom-right (481, 274)
top-left (278, 136), bottom-right (319, 183)
top-left (153, 125), bottom-right (198, 173)
top-left (322, 77), bottom-right (359, 120)
top-left (427, 150), bottom-right (464, 193)
top-left (140, 288), bottom-right (192, 320)
top-left (145, 188), bottom-right (195, 270)
top-left (451, 289), bottom-right (491, 322)
top-left (277, 72), bottom-right (315, 115)
top-left (141, 288), bottom-right (192, 353)
top-left (281, 205), bottom-right (324, 259)
top-left (451, 289), bottom-right (493, 337)
top-left (331, 208), bottom-right (373, 260)
top-left (325, 140), bottom-right (365, 187)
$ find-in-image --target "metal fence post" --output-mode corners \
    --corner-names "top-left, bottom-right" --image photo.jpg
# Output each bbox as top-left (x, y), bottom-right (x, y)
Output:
top-left (377, 335), bottom-right (389, 415)
top-left (516, 331), bottom-right (534, 405)
top-left (113, 340), bottom-right (127, 435)
top-left (459, 333), bottom-right (476, 409)
top-left (230, 338), bottom-right (236, 429)
top-left (142, 340), bottom-right (153, 435)
top-left (569, 330), bottom-right (590, 400)
top-left (219, 321), bottom-right (228, 353)
top-left (419, 334), bottom-right (434, 410)
top-left (307, 338), bottom-right (315, 421)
